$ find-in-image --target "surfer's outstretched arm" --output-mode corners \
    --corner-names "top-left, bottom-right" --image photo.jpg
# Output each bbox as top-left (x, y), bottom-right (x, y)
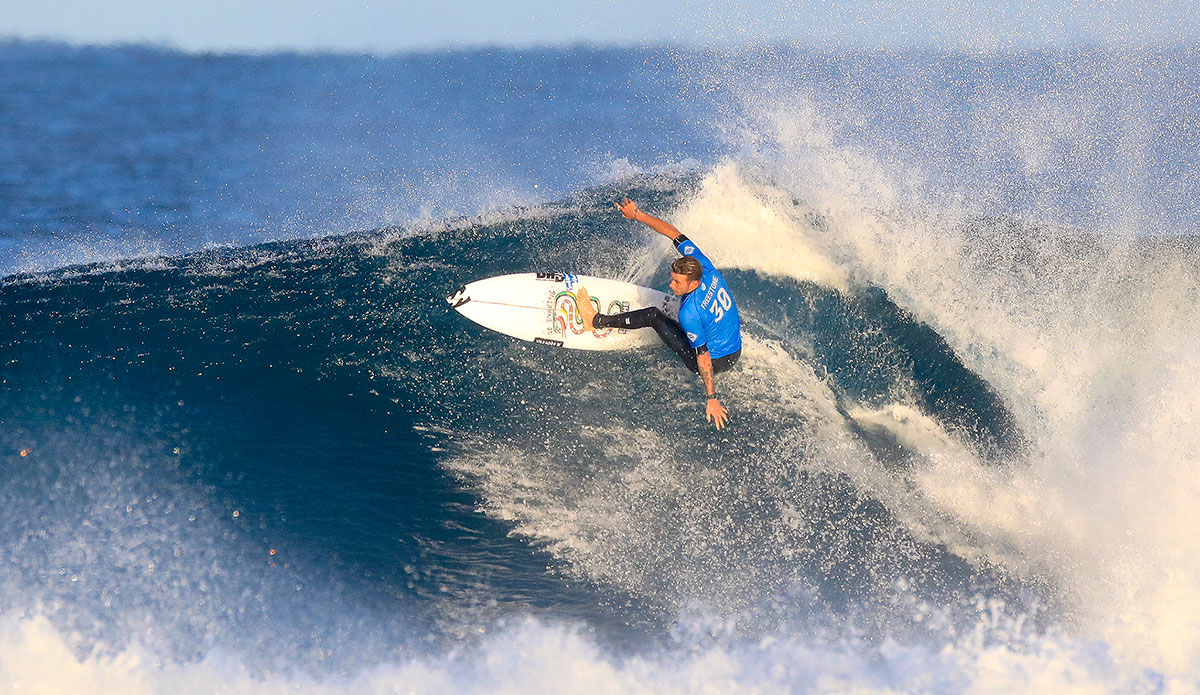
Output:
top-left (615, 198), bottom-right (682, 242)
top-left (697, 350), bottom-right (729, 430)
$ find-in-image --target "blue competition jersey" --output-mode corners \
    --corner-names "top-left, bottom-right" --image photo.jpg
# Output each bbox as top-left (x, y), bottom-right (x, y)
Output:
top-left (674, 237), bottom-right (742, 359)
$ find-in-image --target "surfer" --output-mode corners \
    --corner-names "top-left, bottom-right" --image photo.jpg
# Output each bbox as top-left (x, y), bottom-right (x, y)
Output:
top-left (576, 199), bottom-right (742, 430)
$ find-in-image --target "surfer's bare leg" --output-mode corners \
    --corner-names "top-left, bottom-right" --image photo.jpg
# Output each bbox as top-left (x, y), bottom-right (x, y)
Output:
top-left (575, 286), bottom-right (597, 330)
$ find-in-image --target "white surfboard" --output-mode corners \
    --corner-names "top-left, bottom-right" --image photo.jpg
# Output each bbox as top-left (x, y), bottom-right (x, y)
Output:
top-left (447, 272), bottom-right (679, 350)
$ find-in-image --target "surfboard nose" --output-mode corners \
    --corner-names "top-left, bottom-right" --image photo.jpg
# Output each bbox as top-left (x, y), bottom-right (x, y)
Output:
top-left (447, 285), bottom-right (469, 308)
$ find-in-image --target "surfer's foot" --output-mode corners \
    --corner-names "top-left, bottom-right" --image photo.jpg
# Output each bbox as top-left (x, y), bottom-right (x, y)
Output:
top-left (576, 286), bottom-right (597, 330)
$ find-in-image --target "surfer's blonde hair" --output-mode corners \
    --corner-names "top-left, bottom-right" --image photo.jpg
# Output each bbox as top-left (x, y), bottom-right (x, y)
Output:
top-left (671, 256), bottom-right (703, 283)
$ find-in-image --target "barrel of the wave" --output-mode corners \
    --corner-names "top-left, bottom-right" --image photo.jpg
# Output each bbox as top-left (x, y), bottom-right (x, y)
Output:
top-left (446, 272), bottom-right (679, 350)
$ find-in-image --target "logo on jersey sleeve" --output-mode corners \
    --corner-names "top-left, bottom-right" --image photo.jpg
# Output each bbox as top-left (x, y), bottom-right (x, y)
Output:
top-left (682, 245), bottom-right (694, 254)
top-left (687, 332), bottom-right (698, 342)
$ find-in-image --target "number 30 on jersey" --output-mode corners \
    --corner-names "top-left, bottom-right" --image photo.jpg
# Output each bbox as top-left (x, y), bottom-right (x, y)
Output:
top-left (708, 287), bottom-right (732, 322)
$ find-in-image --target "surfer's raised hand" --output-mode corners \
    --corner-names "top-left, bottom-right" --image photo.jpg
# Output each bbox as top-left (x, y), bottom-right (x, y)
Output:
top-left (616, 199), bottom-right (683, 241)
top-left (615, 198), bottom-right (640, 219)
top-left (706, 398), bottom-right (729, 430)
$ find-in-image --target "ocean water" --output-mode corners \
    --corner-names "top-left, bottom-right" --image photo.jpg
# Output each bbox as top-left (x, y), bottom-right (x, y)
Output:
top-left (3, 40), bottom-right (1200, 693)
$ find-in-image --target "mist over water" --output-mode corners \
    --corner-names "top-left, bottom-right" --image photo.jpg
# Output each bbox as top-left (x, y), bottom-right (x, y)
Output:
top-left (3, 40), bottom-right (1199, 693)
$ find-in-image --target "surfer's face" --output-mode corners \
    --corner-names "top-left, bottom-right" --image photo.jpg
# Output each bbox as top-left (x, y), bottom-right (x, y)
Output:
top-left (669, 272), bottom-right (700, 296)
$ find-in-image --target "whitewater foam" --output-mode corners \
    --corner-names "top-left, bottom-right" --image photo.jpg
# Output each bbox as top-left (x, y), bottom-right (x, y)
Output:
top-left (2, 608), bottom-right (1192, 695)
top-left (441, 334), bottom-right (1030, 628)
top-left (673, 78), bottom-right (1200, 671)
top-left (674, 164), bottom-right (851, 292)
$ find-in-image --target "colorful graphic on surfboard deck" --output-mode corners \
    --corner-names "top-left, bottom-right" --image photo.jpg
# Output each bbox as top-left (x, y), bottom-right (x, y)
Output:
top-left (554, 291), bottom-right (629, 338)
top-left (447, 272), bottom-right (678, 351)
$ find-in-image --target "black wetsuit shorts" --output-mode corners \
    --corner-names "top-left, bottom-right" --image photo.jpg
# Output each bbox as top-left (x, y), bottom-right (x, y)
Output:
top-left (591, 306), bottom-right (741, 374)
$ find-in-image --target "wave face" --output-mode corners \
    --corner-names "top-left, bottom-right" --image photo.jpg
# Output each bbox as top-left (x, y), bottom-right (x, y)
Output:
top-left (3, 42), bottom-right (1200, 692)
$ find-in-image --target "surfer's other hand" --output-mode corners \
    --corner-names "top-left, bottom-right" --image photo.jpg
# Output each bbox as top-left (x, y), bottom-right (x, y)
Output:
top-left (706, 398), bottom-right (728, 430)
top-left (615, 198), bottom-right (639, 219)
